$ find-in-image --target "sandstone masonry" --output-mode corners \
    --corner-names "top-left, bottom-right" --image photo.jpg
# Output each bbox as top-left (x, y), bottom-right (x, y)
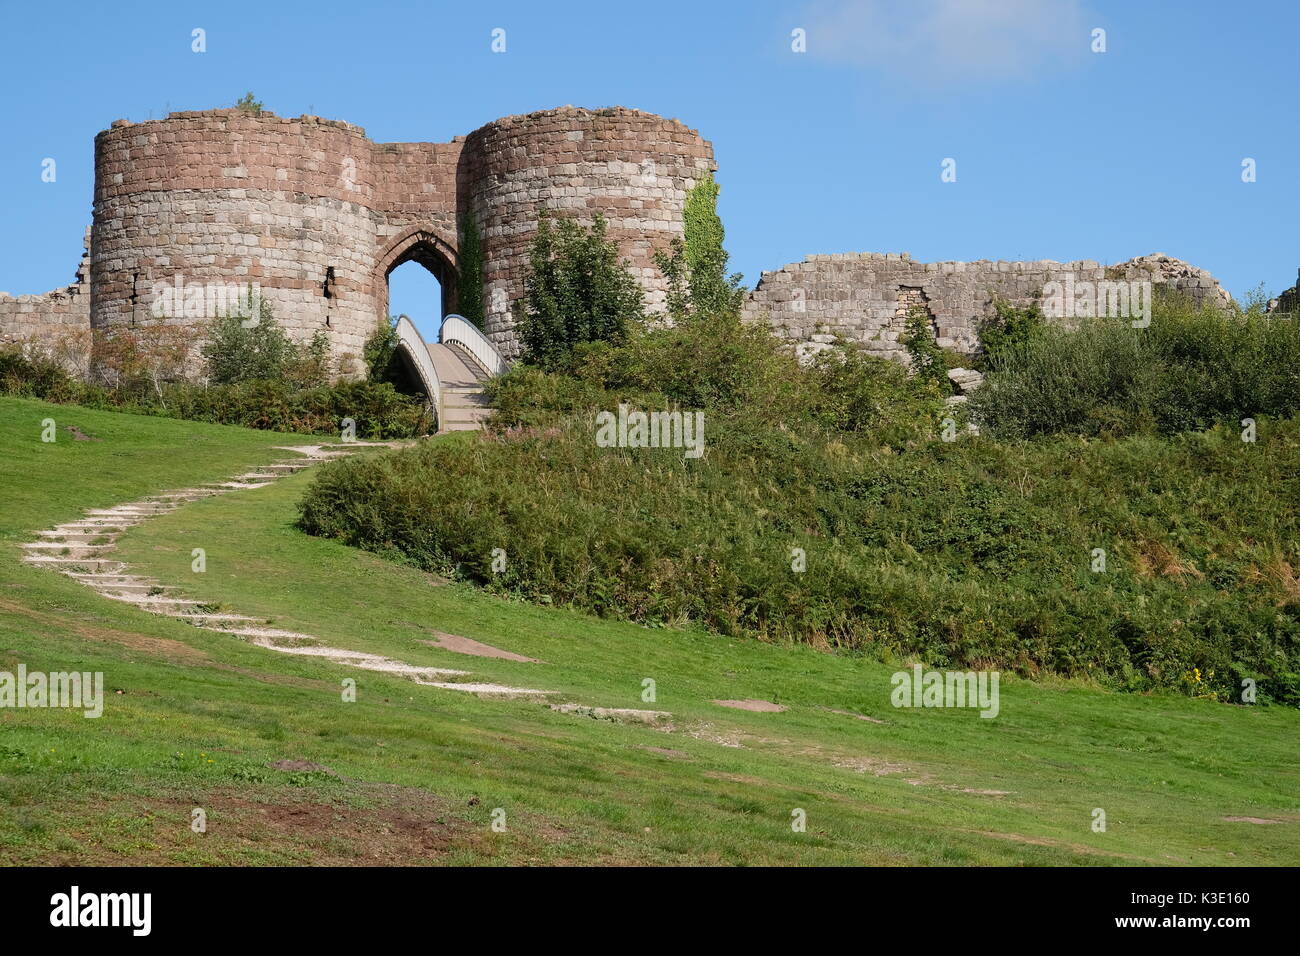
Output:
top-left (7, 104), bottom-right (1239, 378)
top-left (9, 105), bottom-right (716, 375)
top-left (742, 251), bottom-right (1233, 363)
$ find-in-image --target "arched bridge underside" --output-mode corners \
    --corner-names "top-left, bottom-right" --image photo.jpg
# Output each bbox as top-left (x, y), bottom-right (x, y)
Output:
top-left (392, 315), bottom-right (505, 433)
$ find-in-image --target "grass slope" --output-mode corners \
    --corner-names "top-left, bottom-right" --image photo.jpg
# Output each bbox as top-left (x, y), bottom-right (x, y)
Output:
top-left (1, 396), bottom-right (1297, 865)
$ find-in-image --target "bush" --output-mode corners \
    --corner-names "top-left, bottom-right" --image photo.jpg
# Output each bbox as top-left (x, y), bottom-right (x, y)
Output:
top-left (235, 92), bottom-right (264, 114)
top-left (515, 212), bottom-right (645, 369)
top-left (0, 344), bottom-right (431, 438)
top-left (156, 379), bottom-right (431, 438)
top-left (902, 308), bottom-right (951, 393)
top-left (300, 395), bottom-right (1300, 705)
top-left (363, 315), bottom-right (400, 384)
top-left (91, 322), bottom-right (200, 405)
top-left (971, 297), bottom-right (1300, 439)
top-left (977, 299), bottom-right (1047, 369)
top-left (489, 310), bottom-right (942, 443)
top-left (0, 347), bottom-right (73, 398)
top-left (297, 300), bottom-right (1300, 707)
top-left (202, 300), bottom-right (328, 388)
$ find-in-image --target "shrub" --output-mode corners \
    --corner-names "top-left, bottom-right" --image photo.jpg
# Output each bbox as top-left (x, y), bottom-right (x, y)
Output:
top-left (300, 383), bottom-right (1300, 704)
top-left (91, 322), bottom-right (201, 405)
top-left (0, 344), bottom-right (431, 438)
top-left (487, 311), bottom-right (944, 442)
top-left (0, 347), bottom-right (73, 398)
top-left (805, 344), bottom-right (947, 437)
top-left (235, 92), bottom-right (263, 114)
top-left (515, 212), bottom-right (645, 369)
top-left (363, 315), bottom-right (400, 384)
top-left (972, 297), bottom-right (1300, 438)
top-left (902, 308), bottom-right (951, 392)
top-left (977, 299), bottom-right (1047, 369)
top-left (297, 303), bottom-right (1300, 707)
top-left (203, 300), bottom-right (300, 385)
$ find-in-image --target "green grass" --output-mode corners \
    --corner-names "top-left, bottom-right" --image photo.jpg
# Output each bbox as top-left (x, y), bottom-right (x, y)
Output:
top-left (1, 395), bottom-right (1297, 865)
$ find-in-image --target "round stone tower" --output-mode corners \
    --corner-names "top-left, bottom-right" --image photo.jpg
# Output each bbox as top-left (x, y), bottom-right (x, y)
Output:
top-left (462, 106), bottom-right (716, 356)
top-left (92, 109), bottom-right (384, 370)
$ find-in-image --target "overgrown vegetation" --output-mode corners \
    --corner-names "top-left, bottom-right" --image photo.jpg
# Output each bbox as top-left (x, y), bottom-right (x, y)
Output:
top-left (362, 314), bottom-right (401, 384)
top-left (901, 308), bottom-right (951, 392)
top-left (234, 91), bottom-right (264, 114)
top-left (656, 173), bottom-right (745, 322)
top-left (202, 300), bottom-right (331, 388)
top-left (0, 347), bottom-right (429, 438)
top-left (975, 299), bottom-right (1047, 370)
top-left (514, 211), bottom-right (645, 369)
top-left (972, 295), bottom-right (1300, 439)
top-left (457, 212), bottom-right (486, 329)
top-left (0, 303), bottom-right (431, 438)
top-left (300, 294), bottom-right (1300, 706)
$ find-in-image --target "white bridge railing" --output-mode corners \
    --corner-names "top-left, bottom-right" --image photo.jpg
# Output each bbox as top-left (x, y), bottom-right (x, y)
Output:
top-left (394, 314), bottom-right (440, 411)
top-left (439, 313), bottom-right (509, 377)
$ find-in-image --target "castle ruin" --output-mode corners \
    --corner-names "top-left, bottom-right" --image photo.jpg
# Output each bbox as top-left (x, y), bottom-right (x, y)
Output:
top-left (0, 104), bottom-right (1236, 378)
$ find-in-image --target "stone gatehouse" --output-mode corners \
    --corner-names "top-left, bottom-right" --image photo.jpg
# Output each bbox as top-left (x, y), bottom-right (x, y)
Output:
top-left (1, 105), bottom-right (716, 373)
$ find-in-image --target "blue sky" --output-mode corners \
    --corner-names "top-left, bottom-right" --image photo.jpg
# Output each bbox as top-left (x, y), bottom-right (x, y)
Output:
top-left (2, 0), bottom-right (1296, 341)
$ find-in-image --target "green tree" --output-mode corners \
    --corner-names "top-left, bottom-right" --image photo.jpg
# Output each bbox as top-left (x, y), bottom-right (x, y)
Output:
top-left (516, 212), bottom-right (645, 369)
top-left (234, 92), bottom-right (264, 114)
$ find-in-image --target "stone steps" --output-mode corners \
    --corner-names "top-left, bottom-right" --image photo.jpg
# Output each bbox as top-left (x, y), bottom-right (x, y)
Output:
top-left (428, 342), bottom-right (491, 435)
top-left (22, 439), bottom-right (565, 701)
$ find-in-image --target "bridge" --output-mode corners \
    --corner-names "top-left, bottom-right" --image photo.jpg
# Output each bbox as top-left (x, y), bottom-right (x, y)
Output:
top-left (392, 314), bottom-right (507, 433)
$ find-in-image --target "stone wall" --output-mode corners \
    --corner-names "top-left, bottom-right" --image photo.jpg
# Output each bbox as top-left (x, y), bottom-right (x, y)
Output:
top-left (743, 251), bottom-right (1232, 362)
top-left (78, 104), bottom-right (715, 373)
top-left (0, 228), bottom-right (92, 372)
top-left (11, 103), bottom-right (1240, 378)
top-left (92, 111), bottom-right (410, 373)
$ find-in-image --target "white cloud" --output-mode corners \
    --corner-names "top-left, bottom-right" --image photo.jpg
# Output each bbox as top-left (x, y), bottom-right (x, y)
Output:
top-left (803, 0), bottom-right (1091, 91)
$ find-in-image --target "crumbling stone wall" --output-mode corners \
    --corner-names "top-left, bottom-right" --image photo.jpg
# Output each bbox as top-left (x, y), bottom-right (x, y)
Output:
top-left (744, 251), bottom-right (1232, 362)
top-left (0, 228), bottom-right (92, 371)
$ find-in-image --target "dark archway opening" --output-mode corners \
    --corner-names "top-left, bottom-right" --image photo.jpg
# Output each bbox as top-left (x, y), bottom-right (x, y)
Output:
top-left (381, 342), bottom-right (429, 399)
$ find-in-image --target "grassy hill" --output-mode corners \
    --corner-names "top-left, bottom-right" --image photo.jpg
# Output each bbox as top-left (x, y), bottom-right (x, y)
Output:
top-left (0, 395), bottom-right (1296, 865)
